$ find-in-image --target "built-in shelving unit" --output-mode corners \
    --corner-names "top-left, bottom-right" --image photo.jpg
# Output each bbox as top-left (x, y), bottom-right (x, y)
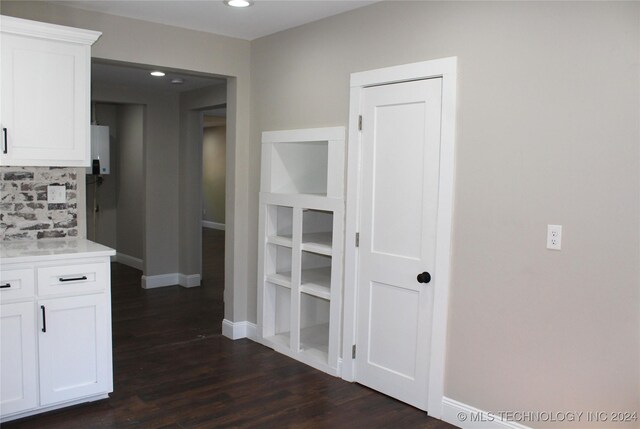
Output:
top-left (257, 127), bottom-right (345, 376)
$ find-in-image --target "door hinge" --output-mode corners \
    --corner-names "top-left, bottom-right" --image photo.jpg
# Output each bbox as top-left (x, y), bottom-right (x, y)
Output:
top-left (355, 232), bottom-right (360, 247)
top-left (352, 344), bottom-right (357, 359)
top-left (358, 115), bottom-right (363, 131)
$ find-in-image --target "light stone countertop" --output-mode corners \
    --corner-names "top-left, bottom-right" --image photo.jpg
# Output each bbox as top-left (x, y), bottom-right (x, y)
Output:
top-left (1, 238), bottom-right (115, 264)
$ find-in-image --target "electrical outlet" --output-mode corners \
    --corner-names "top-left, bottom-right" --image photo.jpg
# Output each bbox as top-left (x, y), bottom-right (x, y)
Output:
top-left (47, 185), bottom-right (66, 204)
top-left (546, 224), bottom-right (562, 250)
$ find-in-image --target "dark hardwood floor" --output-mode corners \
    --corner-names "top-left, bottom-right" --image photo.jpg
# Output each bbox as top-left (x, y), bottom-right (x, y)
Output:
top-left (3, 228), bottom-right (457, 429)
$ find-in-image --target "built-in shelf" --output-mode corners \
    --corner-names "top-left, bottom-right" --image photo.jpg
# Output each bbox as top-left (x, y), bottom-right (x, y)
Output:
top-left (300, 284), bottom-right (330, 301)
top-left (258, 126), bottom-right (345, 376)
top-left (266, 234), bottom-right (293, 248)
top-left (265, 272), bottom-right (292, 288)
top-left (264, 332), bottom-right (290, 349)
top-left (301, 232), bottom-right (332, 255)
top-left (261, 127), bottom-right (345, 199)
top-left (299, 323), bottom-right (330, 363)
top-left (301, 267), bottom-right (331, 299)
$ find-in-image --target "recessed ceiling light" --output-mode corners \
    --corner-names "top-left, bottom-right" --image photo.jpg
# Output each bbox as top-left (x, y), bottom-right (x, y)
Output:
top-left (171, 78), bottom-right (184, 85)
top-left (150, 71), bottom-right (165, 77)
top-left (224, 0), bottom-right (253, 8)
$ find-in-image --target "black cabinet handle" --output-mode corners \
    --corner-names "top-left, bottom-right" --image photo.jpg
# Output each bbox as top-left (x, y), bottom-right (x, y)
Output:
top-left (41, 305), bottom-right (47, 333)
top-left (416, 271), bottom-right (431, 284)
top-left (2, 128), bottom-right (7, 154)
top-left (59, 276), bottom-right (88, 282)
top-left (0, 283), bottom-right (10, 289)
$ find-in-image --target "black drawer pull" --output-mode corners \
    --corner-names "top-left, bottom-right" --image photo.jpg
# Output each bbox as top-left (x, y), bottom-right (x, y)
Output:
top-left (0, 283), bottom-right (11, 289)
top-left (2, 128), bottom-right (7, 154)
top-left (41, 305), bottom-right (46, 333)
top-left (59, 276), bottom-right (88, 282)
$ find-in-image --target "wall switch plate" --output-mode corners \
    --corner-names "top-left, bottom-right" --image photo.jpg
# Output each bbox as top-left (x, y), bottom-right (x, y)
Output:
top-left (47, 185), bottom-right (66, 204)
top-left (547, 224), bottom-right (562, 250)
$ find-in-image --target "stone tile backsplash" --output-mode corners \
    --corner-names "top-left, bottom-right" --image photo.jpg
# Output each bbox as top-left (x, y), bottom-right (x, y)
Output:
top-left (0, 166), bottom-right (78, 241)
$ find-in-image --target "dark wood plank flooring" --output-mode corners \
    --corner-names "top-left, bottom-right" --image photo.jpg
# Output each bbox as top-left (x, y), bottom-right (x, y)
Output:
top-left (3, 228), bottom-right (457, 429)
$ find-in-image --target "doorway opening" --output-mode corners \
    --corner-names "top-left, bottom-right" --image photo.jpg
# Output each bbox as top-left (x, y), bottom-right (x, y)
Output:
top-left (201, 107), bottom-right (226, 300)
top-left (87, 59), bottom-right (230, 333)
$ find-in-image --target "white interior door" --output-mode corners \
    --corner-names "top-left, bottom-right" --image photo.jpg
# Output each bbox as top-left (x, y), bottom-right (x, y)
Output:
top-left (355, 77), bottom-right (442, 410)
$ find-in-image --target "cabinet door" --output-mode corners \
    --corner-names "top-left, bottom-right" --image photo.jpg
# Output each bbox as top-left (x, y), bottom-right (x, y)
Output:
top-left (0, 33), bottom-right (90, 166)
top-left (0, 302), bottom-right (38, 416)
top-left (38, 294), bottom-right (112, 405)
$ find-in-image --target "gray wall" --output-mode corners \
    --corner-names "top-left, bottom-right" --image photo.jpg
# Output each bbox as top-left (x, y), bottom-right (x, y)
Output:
top-left (203, 125), bottom-right (226, 225)
top-left (87, 103), bottom-right (143, 261)
top-left (249, 1), bottom-right (640, 426)
top-left (1, 0), bottom-right (252, 322)
top-left (178, 84), bottom-right (227, 278)
top-left (116, 104), bottom-right (144, 260)
top-left (92, 82), bottom-right (180, 277)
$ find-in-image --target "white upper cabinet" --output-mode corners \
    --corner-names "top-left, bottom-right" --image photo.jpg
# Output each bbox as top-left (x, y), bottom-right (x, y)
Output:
top-left (0, 16), bottom-right (101, 167)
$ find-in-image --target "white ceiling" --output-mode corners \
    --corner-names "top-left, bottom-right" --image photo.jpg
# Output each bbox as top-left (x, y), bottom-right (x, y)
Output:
top-left (52, 0), bottom-right (378, 41)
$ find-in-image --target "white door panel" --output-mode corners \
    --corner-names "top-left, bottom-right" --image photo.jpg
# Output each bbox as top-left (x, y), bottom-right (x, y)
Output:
top-left (0, 302), bottom-right (38, 416)
top-left (356, 78), bottom-right (442, 410)
top-left (38, 294), bottom-right (111, 405)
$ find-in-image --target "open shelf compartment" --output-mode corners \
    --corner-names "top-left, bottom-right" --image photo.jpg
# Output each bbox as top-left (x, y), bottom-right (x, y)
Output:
top-left (300, 251), bottom-right (331, 300)
top-left (261, 127), bottom-right (345, 199)
top-left (264, 244), bottom-right (292, 288)
top-left (270, 141), bottom-right (328, 196)
top-left (262, 282), bottom-right (291, 349)
top-left (301, 209), bottom-right (333, 255)
top-left (299, 293), bottom-right (330, 364)
top-left (265, 205), bottom-right (293, 247)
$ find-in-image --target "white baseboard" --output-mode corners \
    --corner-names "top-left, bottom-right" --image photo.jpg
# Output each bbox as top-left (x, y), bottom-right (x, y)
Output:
top-left (178, 273), bottom-right (201, 288)
top-left (116, 253), bottom-right (143, 270)
top-left (202, 220), bottom-right (225, 231)
top-left (141, 273), bottom-right (178, 289)
top-left (222, 319), bottom-right (257, 340)
top-left (141, 273), bottom-right (201, 289)
top-left (442, 397), bottom-right (532, 429)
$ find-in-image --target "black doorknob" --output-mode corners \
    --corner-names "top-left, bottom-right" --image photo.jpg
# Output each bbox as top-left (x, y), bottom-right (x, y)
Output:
top-left (417, 272), bottom-right (431, 284)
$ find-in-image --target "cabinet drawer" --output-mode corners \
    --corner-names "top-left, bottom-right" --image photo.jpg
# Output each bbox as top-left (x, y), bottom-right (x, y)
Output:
top-left (37, 262), bottom-right (108, 296)
top-left (0, 268), bottom-right (35, 301)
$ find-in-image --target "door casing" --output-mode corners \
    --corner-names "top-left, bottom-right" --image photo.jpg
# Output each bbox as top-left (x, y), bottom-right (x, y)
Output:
top-left (341, 57), bottom-right (457, 418)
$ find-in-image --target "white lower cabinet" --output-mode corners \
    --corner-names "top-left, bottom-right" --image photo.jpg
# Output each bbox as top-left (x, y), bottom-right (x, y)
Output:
top-left (0, 302), bottom-right (38, 415)
top-left (0, 245), bottom-right (114, 422)
top-left (38, 294), bottom-right (112, 406)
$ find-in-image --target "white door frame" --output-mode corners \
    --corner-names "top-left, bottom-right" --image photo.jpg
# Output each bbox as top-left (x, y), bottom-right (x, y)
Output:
top-left (341, 57), bottom-right (457, 418)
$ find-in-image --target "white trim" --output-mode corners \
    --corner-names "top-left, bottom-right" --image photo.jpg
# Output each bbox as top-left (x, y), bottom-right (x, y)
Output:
top-left (246, 321), bottom-right (257, 340)
top-left (350, 57), bottom-right (457, 88)
top-left (178, 273), bottom-right (201, 288)
top-left (141, 273), bottom-right (201, 289)
top-left (0, 15), bottom-right (101, 45)
top-left (261, 126), bottom-right (344, 143)
top-left (202, 221), bottom-right (226, 231)
top-left (115, 253), bottom-right (143, 271)
top-left (221, 319), bottom-right (257, 340)
top-left (442, 397), bottom-right (532, 429)
top-left (141, 273), bottom-right (178, 289)
top-left (342, 57), bottom-right (457, 419)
